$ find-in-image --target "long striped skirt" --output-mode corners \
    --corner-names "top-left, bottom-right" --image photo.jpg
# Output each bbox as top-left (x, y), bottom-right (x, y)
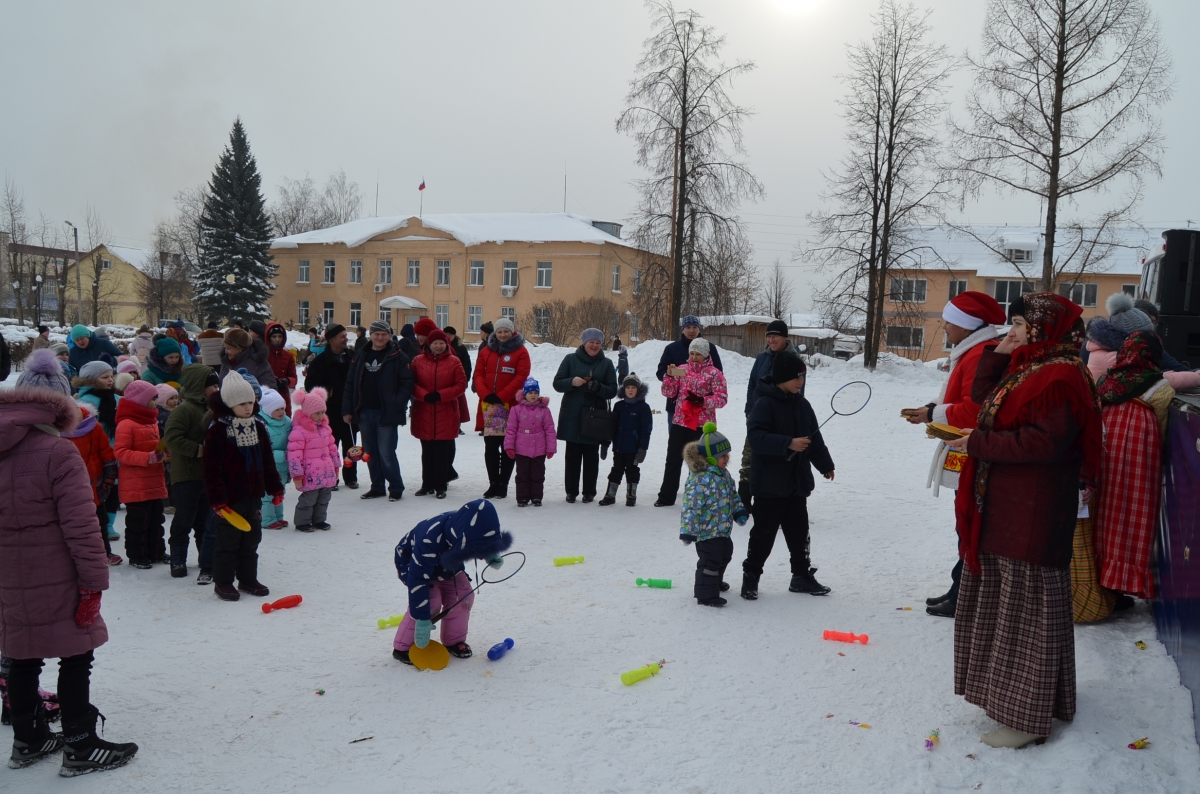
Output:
top-left (1070, 515), bottom-right (1116, 622)
top-left (1095, 400), bottom-right (1161, 599)
top-left (954, 552), bottom-right (1076, 736)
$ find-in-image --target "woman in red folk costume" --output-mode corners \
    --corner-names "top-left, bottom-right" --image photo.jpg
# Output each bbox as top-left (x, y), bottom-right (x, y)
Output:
top-left (944, 292), bottom-right (1102, 748)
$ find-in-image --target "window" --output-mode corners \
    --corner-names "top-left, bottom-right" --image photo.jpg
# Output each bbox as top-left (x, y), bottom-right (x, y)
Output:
top-left (469, 260), bottom-right (484, 287)
top-left (633, 269), bottom-right (642, 295)
top-left (349, 259), bottom-right (362, 285)
top-left (298, 260), bottom-right (310, 283)
top-left (323, 260), bottom-right (336, 283)
top-left (886, 325), bottom-right (924, 349)
top-left (536, 261), bottom-right (552, 288)
top-left (502, 261), bottom-right (518, 288)
top-left (322, 301), bottom-right (335, 324)
top-left (501, 307), bottom-right (515, 323)
top-left (378, 259), bottom-right (393, 285)
top-left (630, 314), bottom-right (640, 341)
top-left (298, 300), bottom-right (310, 325)
top-left (888, 278), bottom-right (926, 303)
top-left (467, 305), bottom-right (483, 333)
top-left (437, 260), bottom-right (450, 287)
top-left (435, 304), bottom-right (449, 327)
top-left (611, 264), bottom-right (621, 292)
top-left (349, 302), bottom-right (362, 327)
top-left (1058, 282), bottom-right (1098, 308)
top-left (994, 279), bottom-right (1034, 310)
top-left (407, 259), bottom-right (420, 286)
top-left (100, 258), bottom-right (111, 270)
top-left (948, 279), bottom-right (968, 300)
top-left (1122, 283), bottom-right (1137, 296)
top-left (1005, 248), bottom-right (1033, 263)
top-left (378, 307), bottom-right (392, 325)
top-left (534, 307), bottom-right (551, 338)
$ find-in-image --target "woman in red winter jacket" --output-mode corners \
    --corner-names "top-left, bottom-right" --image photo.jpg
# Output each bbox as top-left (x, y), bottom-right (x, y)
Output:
top-left (473, 319), bottom-right (530, 497)
top-left (411, 329), bottom-right (467, 498)
top-left (114, 381), bottom-right (169, 568)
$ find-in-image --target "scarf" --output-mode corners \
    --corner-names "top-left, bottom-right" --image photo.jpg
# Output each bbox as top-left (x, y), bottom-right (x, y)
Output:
top-left (92, 387), bottom-right (118, 438)
top-left (1096, 331), bottom-right (1163, 405)
top-left (220, 415), bottom-right (263, 471)
top-left (957, 293), bottom-right (1102, 575)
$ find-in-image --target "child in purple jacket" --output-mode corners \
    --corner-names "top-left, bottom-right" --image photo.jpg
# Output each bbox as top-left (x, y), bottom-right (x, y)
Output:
top-left (504, 378), bottom-right (557, 507)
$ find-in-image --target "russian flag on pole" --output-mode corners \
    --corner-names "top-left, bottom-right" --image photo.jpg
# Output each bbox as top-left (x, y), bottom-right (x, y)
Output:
top-left (419, 179), bottom-right (426, 191)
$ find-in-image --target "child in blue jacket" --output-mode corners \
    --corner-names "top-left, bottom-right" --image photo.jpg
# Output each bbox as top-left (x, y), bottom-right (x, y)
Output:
top-left (259, 389), bottom-right (292, 529)
top-left (600, 373), bottom-right (654, 507)
top-left (680, 423), bottom-right (749, 607)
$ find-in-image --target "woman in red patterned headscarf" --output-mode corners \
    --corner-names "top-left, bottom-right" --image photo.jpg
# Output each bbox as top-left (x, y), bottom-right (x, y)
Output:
top-left (943, 292), bottom-right (1101, 748)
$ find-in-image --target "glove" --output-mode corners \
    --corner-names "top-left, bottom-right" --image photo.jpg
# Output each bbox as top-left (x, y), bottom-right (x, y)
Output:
top-left (546, 450), bottom-right (555, 460)
top-left (685, 393), bottom-right (704, 405)
top-left (635, 449), bottom-right (647, 464)
top-left (505, 448), bottom-right (516, 459)
top-left (600, 444), bottom-right (608, 461)
top-left (147, 451), bottom-right (164, 464)
top-left (212, 503), bottom-right (229, 517)
top-left (487, 554), bottom-right (504, 570)
top-left (272, 491), bottom-right (285, 506)
top-left (484, 392), bottom-right (502, 405)
top-left (586, 379), bottom-right (601, 393)
top-left (75, 589), bottom-right (102, 627)
top-left (680, 534), bottom-right (697, 546)
top-left (424, 392), bottom-right (441, 403)
top-left (414, 619), bottom-right (433, 649)
top-left (732, 506), bottom-right (750, 526)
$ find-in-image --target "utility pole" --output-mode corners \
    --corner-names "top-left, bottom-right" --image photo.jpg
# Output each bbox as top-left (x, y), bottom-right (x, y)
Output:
top-left (64, 220), bottom-right (81, 323)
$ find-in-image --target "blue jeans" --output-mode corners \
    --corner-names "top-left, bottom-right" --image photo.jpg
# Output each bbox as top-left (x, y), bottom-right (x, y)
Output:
top-left (359, 409), bottom-right (404, 495)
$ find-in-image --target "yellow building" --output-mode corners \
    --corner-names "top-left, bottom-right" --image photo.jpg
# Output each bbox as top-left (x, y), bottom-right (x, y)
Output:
top-left (60, 244), bottom-right (155, 327)
top-left (269, 213), bottom-right (658, 343)
top-left (881, 226), bottom-right (1165, 361)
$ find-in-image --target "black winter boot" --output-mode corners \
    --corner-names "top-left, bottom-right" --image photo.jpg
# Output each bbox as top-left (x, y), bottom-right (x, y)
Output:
top-left (59, 706), bottom-right (138, 777)
top-left (8, 703), bottom-right (63, 769)
top-left (740, 573), bottom-right (760, 601)
top-left (789, 567), bottom-right (831, 596)
top-left (598, 481), bottom-right (619, 506)
top-left (626, 481), bottom-right (638, 507)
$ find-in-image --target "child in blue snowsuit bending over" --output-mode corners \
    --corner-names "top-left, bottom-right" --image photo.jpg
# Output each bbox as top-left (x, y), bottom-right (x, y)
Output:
top-left (392, 499), bottom-right (514, 664)
top-left (680, 422), bottom-right (749, 607)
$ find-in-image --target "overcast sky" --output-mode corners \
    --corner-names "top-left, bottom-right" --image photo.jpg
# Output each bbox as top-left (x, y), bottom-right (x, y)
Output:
top-left (4, 0), bottom-right (1197, 307)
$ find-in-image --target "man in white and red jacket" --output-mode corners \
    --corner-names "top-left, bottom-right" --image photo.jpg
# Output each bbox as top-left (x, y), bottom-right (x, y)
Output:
top-left (901, 290), bottom-right (1005, 618)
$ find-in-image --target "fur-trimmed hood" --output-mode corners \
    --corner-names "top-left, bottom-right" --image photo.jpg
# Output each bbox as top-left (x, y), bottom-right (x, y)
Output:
top-left (683, 440), bottom-right (713, 474)
top-left (487, 331), bottom-right (526, 355)
top-left (0, 386), bottom-right (80, 453)
top-left (621, 382), bottom-right (649, 404)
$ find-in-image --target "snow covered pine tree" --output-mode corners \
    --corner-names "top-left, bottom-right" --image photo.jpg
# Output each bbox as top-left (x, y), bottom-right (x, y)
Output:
top-left (196, 118), bottom-right (276, 324)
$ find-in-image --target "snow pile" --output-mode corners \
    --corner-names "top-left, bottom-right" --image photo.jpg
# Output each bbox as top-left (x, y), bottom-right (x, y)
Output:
top-left (272, 213), bottom-right (629, 250)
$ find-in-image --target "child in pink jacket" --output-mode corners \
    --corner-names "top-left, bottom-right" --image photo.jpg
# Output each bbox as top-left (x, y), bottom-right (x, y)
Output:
top-left (287, 388), bottom-right (341, 532)
top-left (504, 378), bottom-right (557, 507)
top-left (661, 337), bottom-right (728, 430)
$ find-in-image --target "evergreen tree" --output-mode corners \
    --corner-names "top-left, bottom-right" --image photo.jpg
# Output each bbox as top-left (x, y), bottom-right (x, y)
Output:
top-left (196, 118), bottom-right (276, 323)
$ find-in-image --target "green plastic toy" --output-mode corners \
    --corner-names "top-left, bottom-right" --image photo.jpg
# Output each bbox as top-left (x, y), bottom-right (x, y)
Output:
top-left (554, 555), bottom-right (585, 567)
top-left (377, 614), bottom-right (404, 629)
top-left (636, 578), bottom-right (672, 589)
top-left (621, 663), bottom-right (661, 686)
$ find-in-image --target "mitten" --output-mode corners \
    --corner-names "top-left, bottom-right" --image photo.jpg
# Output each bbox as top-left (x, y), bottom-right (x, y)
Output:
top-left (487, 554), bottom-right (504, 570)
top-left (484, 392), bottom-right (501, 405)
top-left (424, 392), bottom-right (441, 403)
top-left (75, 589), bottom-right (102, 627)
top-left (272, 491), bottom-right (285, 506)
top-left (685, 393), bottom-right (704, 405)
top-left (147, 451), bottom-right (164, 464)
top-left (600, 444), bottom-right (608, 461)
top-left (212, 502), bottom-right (229, 516)
top-left (586, 379), bottom-right (600, 393)
top-left (414, 619), bottom-right (433, 649)
top-left (505, 448), bottom-right (516, 459)
top-left (546, 451), bottom-right (555, 460)
top-left (732, 506), bottom-right (750, 526)
top-left (680, 534), bottom-right (697, 545)
top-left (635, 449), bottom-right (647, 464)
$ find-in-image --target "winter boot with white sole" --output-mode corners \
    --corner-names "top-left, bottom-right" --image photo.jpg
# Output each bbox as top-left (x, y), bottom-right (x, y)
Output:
top-left (8, 704), bottom-right (63, 769)
top-left (58, 706), bottom-right (138, 777)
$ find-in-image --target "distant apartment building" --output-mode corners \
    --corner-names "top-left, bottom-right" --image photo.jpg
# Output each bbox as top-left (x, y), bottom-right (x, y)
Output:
top-left (4, 242), bottom-right (158, 327)
top-left (881, 225), bottom-right (1167, 362)
top-left (269, 213), bottom-right (658, 343)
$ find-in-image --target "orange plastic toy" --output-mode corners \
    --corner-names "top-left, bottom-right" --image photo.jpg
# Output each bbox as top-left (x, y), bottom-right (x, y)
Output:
top-left (262, 595), bottom-right (303, 613)
top-left (823, 630), bottom-right (869, 645)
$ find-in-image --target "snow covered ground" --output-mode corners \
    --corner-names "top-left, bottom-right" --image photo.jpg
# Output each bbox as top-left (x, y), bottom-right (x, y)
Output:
top-left (3, 341), bottom-right (1199, 793)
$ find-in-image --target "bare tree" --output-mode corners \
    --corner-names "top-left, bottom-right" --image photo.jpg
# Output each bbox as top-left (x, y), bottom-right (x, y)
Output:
top-left (139, 223), bottom-right (193, 323)
top-left (83, 205), bottom-right (118, 325)
top-left (269, 169), bottom-right (364, 237)
top-left (2, 177), bottom-right (30, 323)
top-left (950, 0), bottom-right (1172, 289)
top-left (805, 0), bottom-right (950, 369)
top-left (617, 1), bottom-right (763, 329)
top-left (518, 299), bottom-right (572, 346)
top-left (760, 259), bottom-right (793, 319)
top-left (320, 170), bottom-right (363, 226)
top-left (518, 297), bottom-right (630, 347)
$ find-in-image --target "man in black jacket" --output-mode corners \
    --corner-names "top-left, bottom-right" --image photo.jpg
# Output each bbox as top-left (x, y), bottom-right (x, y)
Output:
top-left (741, 353), bottom-right (834, 601)
top-left (739, 319), bottom-right (804, 507)
top-left (341, 320), bottom-right (415, 501)
top-left (653, 315), bottom-right (723, 507)
top-left (303, 324), bottom-right (358, 489)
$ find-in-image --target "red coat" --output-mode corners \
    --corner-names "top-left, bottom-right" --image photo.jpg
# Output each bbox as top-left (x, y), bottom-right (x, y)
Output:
top-left (411, 349), bottom-right (467, 441)
top-left (64, 407), bottom-right (116, 505)
top-left (114, 399), bottom-right (169, 503)
top-left (932, 327), bottom-right (998, 430)
top-left (473, 333), bottom-right (531, 431)
top-left (265, 321), bottom-right (298, 415)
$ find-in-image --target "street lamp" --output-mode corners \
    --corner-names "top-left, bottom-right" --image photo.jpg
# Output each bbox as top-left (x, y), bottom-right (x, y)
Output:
top-left (64, 220), bottom-right (81, 323)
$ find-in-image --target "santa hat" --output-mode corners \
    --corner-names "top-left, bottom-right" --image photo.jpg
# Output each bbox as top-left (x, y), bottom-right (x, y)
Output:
top-left (943, 291), bottom-right (1006, 330)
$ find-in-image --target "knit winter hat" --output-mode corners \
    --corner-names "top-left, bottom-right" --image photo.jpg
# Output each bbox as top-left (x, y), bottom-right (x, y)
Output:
top-left (414, 317), bottom-right (439, 337)
top-left (115, 372), bottom-right (136, 393)
top-left (580, 328), bottom-right (604, 344)
top-left (766, 319), bottom-right (789, 337)
top-left (223, 328), bottom-right (252, 351)
top-left (259, 387), bottom-right (286, 416)
top-left (220, 369), bottom-right (257, 408)
top-left (479, 321), bottom-right (494, 336)
top-left (236, 368), bottom-right (262, 400)
top-left (155, 337), bottom-right (182, 357)
top-left (154, 383), bottom-right (179, 405)
top-left (324, 323), bottom-right (347, 343)
top-left (1134, 299), bottom-right (1159, 321)
top-left (293, 387), bottom-right (328, 416)
top-left (248, 320), bottom-right (268, 339)
top-left (400, 323), bottom-right (415, 338)
top-left (123, 380), bottom-right (159, 408)
top-left (689, 337), bottom-right (711, 358)
top-left (680, 315), bottom-right (701, 329)
top-left (698, 421), bottom-right (732, 466)
top-left (494, 318), bottom-right (516, 333)
top-left (523, 377), bottom-right (541, 395)
top-left (772, 351), bottom-right (807, 384)
top-left (621, 372), bottom-right (643, 390)
top-left (369, 319), bottom-right (392, 336)
top-left (117, 359), bottom-right (139, 374)
top-left (69, 324), bottom-right (91, 341)
top-left (1106, 292), bottom-right (1154, 336)
top-left (204, 370), bottom-right (220, 390)
top-left (16, 349), bottom-right (71, 397)
top-left (79, 360), bottom-right (112, 380)
top-left (426, 328), bottom-right (451, 348)
top-left (50, 342), bottom-right (69, 356)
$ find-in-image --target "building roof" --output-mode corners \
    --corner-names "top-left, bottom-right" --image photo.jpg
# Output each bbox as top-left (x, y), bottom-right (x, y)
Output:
top-left (271, 213), bottom-right (632, 250)
top-left (901, 224), bottom-right (1177, 278)
top-left (790, 327), bottom-right (839, 340)
top-left (105, 245), bottom-right (156, 274)
top-left (696, 314), bottom-right (778, 327)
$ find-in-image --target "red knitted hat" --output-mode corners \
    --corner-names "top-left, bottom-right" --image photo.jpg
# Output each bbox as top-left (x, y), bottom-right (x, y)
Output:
top-left (943, 290), bottom-right (1006, 329)
top-left (414, 317), bottom-right (439, 337)
top-left (426, 328), bottom-right (450, 348)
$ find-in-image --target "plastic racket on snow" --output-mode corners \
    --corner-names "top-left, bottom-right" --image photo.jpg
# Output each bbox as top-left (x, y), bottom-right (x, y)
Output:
top-left (216, 507), bottom-right (251, 532)
top-left (409, 640), bottom-right (450, 671)
top-left (819, 381), bottom-right (873, 429)
top-left (429, 551), bottom-right (527, 625)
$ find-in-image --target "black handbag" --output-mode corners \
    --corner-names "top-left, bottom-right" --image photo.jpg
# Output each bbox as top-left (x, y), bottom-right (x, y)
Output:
top-left (580, 401), bottom-right (615, 444)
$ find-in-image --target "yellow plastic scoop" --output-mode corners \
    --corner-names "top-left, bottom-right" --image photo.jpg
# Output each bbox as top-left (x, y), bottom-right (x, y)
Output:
top-left (216, 507), bottom-right (252, 532)
top-left (409, 640), bottom-right (450, 671)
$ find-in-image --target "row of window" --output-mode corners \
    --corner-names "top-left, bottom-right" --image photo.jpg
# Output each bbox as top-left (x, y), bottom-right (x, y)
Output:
top-left (296, 258), bottom-right (642, 294)
top-left (889, 277), bottom-right (1136, 310)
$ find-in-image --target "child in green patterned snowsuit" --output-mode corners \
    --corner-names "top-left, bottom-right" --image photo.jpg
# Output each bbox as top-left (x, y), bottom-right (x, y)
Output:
top-left (680, 422), bottom-right (749, 606)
